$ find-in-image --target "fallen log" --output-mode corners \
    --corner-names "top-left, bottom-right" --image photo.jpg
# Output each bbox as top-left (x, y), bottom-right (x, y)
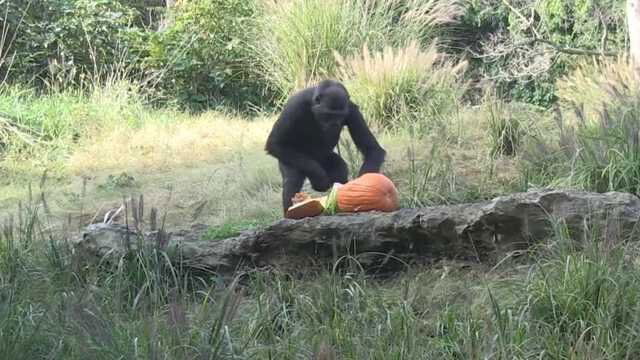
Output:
top-left (72, 190), bottom-right (640, 273)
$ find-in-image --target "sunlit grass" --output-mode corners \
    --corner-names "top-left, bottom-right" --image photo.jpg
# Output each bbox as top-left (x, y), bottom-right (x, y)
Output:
top-left (67, 112), bottom-right (275, 174)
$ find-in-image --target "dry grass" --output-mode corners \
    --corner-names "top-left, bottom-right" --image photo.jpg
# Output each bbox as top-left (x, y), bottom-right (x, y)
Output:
top-left (1, 79), bottom-right (526, 229)
top-left (28, 111), bottom-right (281, 227)
top-left (335, 40), bottom-right (467, 130)
top-left (556, 56), bottom-right (640, 126)
top-left (67, 112), bottom-right (275, 175)
top-left (395, 0), bottom-right (465, 39)
top-left (61, 96), bottom-right (520, 226)
top-left (335, 40), bottom-right (442, 87)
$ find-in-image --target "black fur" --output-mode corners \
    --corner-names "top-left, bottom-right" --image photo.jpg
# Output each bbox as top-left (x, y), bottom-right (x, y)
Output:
top-left (265, 79), bottom-right (386, 213)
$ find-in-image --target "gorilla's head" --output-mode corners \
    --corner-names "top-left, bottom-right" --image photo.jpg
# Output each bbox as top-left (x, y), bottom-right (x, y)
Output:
top-left (311, 80), bottom-right (350, 131)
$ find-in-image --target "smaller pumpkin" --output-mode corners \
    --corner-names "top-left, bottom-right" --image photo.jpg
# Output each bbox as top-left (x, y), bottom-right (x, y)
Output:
top-left (285, 192), bottom-right (327, 219)
top-left (334, 173), bottom-right (399, 213)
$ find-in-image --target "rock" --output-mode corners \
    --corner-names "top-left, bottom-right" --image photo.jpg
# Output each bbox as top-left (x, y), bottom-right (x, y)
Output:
top-left (72, 190), bottom-right (640, 273)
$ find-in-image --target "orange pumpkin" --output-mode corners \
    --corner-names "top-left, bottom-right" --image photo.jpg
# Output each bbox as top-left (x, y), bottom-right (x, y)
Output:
top-left (335, 173), bottom-right (399, 213)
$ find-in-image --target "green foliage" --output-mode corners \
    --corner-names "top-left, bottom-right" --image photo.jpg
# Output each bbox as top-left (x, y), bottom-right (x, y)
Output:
top-left (4, 0), bottom-right (145, 87)
top-left (522, 59), bottom-right (640, 195)
top-left (388, 136), bottom-right (490, 208)
top-left (0, 81), bottom-right (142, 144)
top-left (521, 221), bottom-right (640, 358)
top-left (518, 136), bottom-right (566, 190)
top-left (537, 0), bottom-right (626, 48)
top-left (456, 0), bottom-right (627, 108)
top-left (97, 172), bottom-right (139, 190)
top-left (255, 0), bottom-right (378, 101)
top-left (255, 0), bottom-right (463, 103)
top-left (0, 0), bottom-right (631, 112)
top-left (0, 80), bottom-right (153, 177)
top-left (6, 181), bottom-right (640, 358)
top-left (145, 0), bottom-right (263, 110)
top-left (562, 100), bottom-right (640, 194)
top-left (517, 58), bottom-right (640, 196)
top-left (203, 219), bottom-right (266, 241)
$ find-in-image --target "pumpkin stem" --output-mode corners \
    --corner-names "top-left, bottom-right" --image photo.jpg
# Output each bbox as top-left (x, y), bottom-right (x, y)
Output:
top-left (323, 183), bottom-right (342, 215)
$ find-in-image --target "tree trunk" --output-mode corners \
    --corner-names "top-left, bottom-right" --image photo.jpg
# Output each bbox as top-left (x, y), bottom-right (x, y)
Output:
top-left (73, 190), bottom-right (640, 274)
top-left (629, 0), bottom-right (640, 75)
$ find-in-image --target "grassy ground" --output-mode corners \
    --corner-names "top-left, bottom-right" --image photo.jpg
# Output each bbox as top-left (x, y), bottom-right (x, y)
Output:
top-left (4, 60), bottom-right (640, 359)
top-left (4, 189), bottom-right (640, 359)
top-left (0, 82), bottom-right (539, 359)
top-left (3, 0), bottom-right (640, 356)
top-left (0, 84), bottom-right (524, 229)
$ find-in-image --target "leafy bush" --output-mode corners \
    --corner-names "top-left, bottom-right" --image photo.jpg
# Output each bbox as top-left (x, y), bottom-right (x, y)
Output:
top-left (537, 0), bottom-right (627, 49)
top-left (456, 0), bottom-right (627, 108)
top-left (145, 0), bottom-right (263, 110)
top-left (3, 0), bottom-right (145, 87)
top-left (335, 40), bottom-right (467, 132)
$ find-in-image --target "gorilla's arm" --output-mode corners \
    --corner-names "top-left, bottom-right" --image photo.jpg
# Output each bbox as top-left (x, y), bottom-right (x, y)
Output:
top-left (345, 103), bottom-right (386, 175)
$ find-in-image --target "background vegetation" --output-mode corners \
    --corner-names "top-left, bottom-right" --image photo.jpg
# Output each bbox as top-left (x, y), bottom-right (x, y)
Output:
top-left (1, 0), bottom-right (639, 358)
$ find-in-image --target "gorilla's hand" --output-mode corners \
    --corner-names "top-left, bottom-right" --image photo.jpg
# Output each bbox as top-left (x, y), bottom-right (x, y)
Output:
top-left (308, 170), bottom-right (332, 192)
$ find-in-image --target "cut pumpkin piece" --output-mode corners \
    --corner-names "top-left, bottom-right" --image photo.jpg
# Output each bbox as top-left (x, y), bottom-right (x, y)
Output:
top-left (285, 195), bottom-right (327, 219)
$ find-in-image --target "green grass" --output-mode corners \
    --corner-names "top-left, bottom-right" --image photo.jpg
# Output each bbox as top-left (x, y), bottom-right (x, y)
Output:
top-left (254, 0), bottom-right (462, 102)
top-left (3, 8), bottom-right (639, 358)
top-left (484, 96), bottom-right (527, 158)
top-left (0, 81), bottom-right (153, 178)
top-left (202, 219), bottom-right (268, 240)
top-left (521, 57), bottom-right (640, 195)
top-left (3, 187), bottom-right (640, 359)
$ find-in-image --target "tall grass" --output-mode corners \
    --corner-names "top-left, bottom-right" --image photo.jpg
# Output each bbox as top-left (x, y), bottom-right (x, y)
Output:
top-left (524, 57), bottom-right (640, 194)
top-left (560, 99), bottom-right (640, 194)
top-left (335, 40), bottom-right (467, 131)
top-left (481, 91), bottom-right (532, 157)
top-left (255, 0), bottom-right (463, 101)
top-left (0, 77), bottom-right (276, 179)
top-left (255, 0), bottom-right (384, 99)
top-left (0, 80), bottom-right (149, 176)
top-left (556, 56), bottom-right (640, 126)
top-left (4, 181), bottom-right (640, 358)
top-left (520, 221), bottom-right (640, 358)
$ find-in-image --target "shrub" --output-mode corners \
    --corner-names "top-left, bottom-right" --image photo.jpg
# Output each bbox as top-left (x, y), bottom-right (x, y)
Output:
top-left (3, 0), bottom-right (145, 88)
top-left (456, 0), bottom-right (627, 108)
top-left (145, 0), bottom-right (262, 110)
top-left (335, 40), bottom-right (467, 132)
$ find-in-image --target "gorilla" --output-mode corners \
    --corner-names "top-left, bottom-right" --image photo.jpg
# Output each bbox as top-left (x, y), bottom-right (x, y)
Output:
top-left (265, 79), bottom-right (386, 214)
